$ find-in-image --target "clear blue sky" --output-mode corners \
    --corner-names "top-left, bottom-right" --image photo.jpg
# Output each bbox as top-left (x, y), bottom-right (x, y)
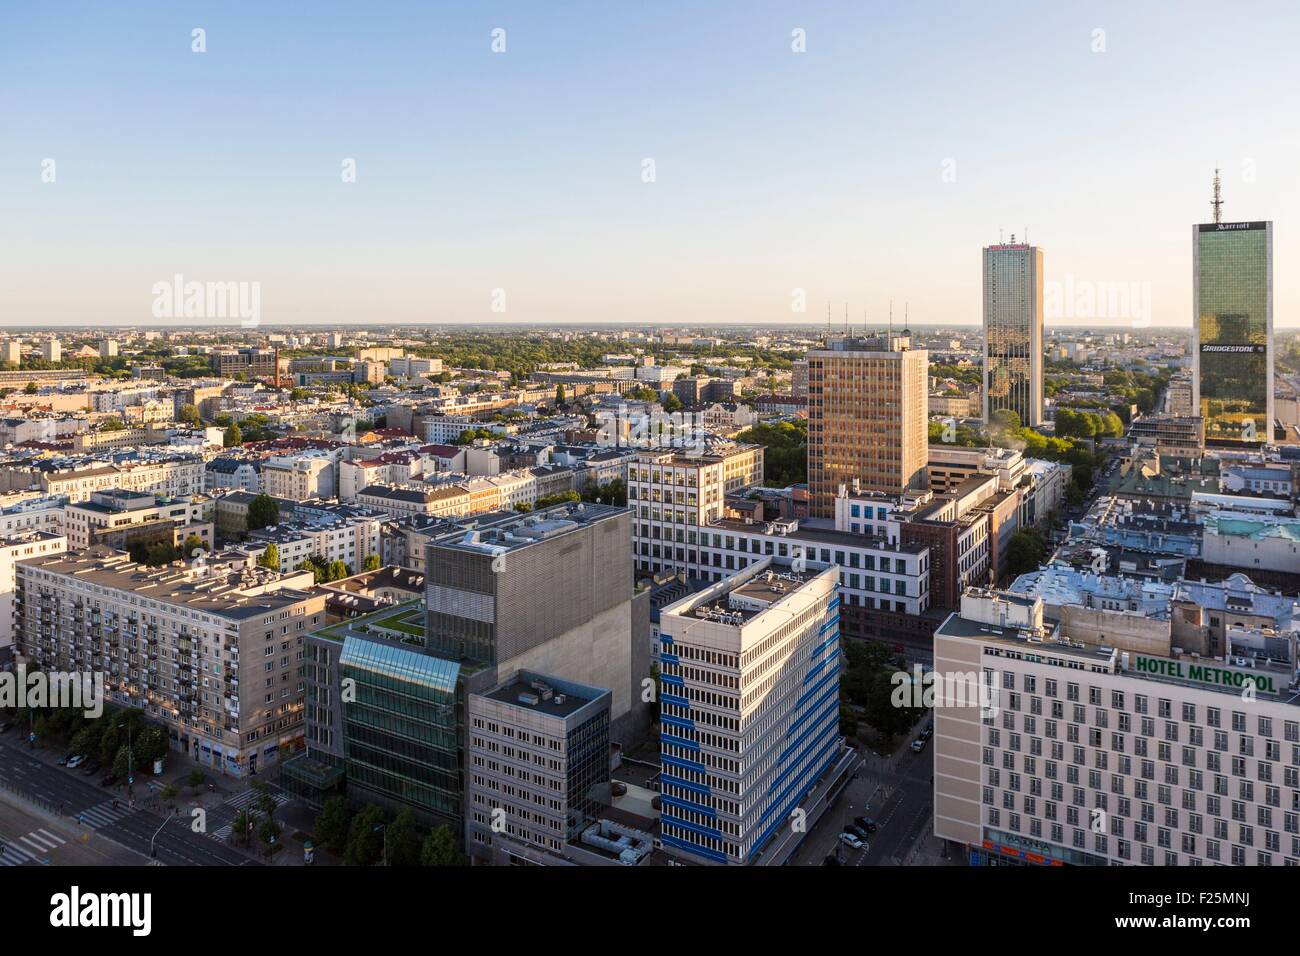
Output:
top-left (2, 1), bottom-right (1297, 327)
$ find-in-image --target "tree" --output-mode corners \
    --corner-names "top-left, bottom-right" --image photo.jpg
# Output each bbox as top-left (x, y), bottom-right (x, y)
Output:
top-left (223, 423), bottom-right (243, 447)
top-left (387, 807), bottom-right (421, 867)
top-left (362, 553), bottom-right (381, 572)
top-left (187, 769), bottom-right (205, 792)
top-left (344, 804), bottom-right (385, 866)
top-left (662, 393), bottom-right (683, 414)
top-left (182, 535), bottom-right (207, 559)
top-left (247, 493), bottom-right (279, 532)
top-left (554, 384), bottom-right (566, 408)
top-left (326, 559), bottom-right (351, 582)
top-left (314, 796), bottom-right (352, 853)
top-left (1005, 528), bottom-right (1047, 580)
top-left (232, 810), bottom-right (254, 846)
top-left (24, 380), bottom-right (38, 394)
top-left (258, 543), bottom-right (280, 571)
top-left (101, 418), bottom-right (127, 431)
top-left (178, 403), bottom-right (200, 428)
top-left (420, 824), bottom-right (467, 866)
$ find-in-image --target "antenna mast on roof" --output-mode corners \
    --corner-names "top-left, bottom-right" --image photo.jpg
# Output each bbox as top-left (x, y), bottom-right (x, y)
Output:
top-left (1212, 167), bottom-right (1224, 224)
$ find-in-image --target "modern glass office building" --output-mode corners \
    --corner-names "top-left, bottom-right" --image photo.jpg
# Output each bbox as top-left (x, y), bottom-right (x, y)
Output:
top-left (983, 242), bottom-right (1044, 428)
top-left (338, 637), bottom-right (464, 824)
top-left (1193, 221), bottom-right (1273, 445)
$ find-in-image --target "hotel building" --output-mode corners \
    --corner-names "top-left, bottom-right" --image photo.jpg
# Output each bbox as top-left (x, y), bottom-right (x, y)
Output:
top-left (935, 587), bottom-right (1300, 866)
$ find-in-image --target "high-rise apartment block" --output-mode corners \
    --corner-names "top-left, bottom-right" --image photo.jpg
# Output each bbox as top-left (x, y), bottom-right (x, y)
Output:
top-left (657, 560), bottom-right (843, 864)
top-left (982, 242), bottom-right (1044, 428)
top-left (1193, 219), bottom-right (1273, 445)
top-left (806, 332), bottom-right (928, 518)
top-left (16, 548), bottom-right (326, 776)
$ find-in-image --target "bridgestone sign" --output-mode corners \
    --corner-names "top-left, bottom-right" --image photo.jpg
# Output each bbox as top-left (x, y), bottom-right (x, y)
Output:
top-left (1131, 654), bottom-right (1277, 695)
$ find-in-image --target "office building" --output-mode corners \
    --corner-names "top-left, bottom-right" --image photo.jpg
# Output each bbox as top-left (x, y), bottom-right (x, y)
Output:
top-left (806, 332), bottom-right (928, 517)
top-left (466, 672), bottom-right (612, 862)
top-left (983, 241), bottom-right (1044, 428)
top-left (657, 560), bottom-right (843, 864)
top-left (1193, 211), bottom-right (1273, 444)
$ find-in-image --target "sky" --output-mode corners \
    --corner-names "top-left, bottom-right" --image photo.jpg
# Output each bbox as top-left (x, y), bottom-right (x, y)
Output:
top-left (2, 1), bottom-right (1299, 329)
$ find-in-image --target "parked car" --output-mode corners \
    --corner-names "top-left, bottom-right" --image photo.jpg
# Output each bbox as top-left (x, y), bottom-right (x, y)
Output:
top-left (0, 721), bottom-right (12, 733)
top-left (81, 760), bottom-right (100, 776)
top-left (58, 753), bottom-right (75, 765)
top-left (845, 824), bottom-right (870, 842)
top-left (822, 854), bottom-right (842, 866)
top-left (99, 774), bottom-right (117, 787)
top-left (910, 739), bottom-right (926, 753)
top-left (66, 754), bottom-right (86, 769)
top-left (920, 727), bottom-right (933, 741)
top-left (838, 832), bottom-right (865, 851)
top-left (854, 816), bottom-right (878, 833)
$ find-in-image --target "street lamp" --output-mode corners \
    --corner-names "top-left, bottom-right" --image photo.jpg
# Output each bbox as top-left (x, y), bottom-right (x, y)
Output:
top-left (150, 808), bottom-right (177, 859)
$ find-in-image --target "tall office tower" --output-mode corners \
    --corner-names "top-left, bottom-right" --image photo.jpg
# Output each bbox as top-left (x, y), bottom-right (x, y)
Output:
top-left (806, 331), bottom-right (928, 518)
top-left (657, 560), bottom-right (842, 864)
top-left (1194, 174), bottom-right (1273, 444)
top-left (982, 240), bottom-right (1044, 428)
top-left (42, 338), bottom-right (60, 363)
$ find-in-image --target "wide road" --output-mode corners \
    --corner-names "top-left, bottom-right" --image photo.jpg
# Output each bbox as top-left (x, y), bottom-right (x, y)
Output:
top-left (0, 732), bottom-right (257, 867)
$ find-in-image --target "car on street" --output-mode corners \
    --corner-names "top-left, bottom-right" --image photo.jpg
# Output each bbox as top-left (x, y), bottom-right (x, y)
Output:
top-left (81, 760), bottom-right (100, 776)
top-left (910, 739), bottom-right (926, 753)
top-left (67, 754), bottom-right (87, 769)
top-left (854, 816), bottom-right (878, 833)
top-left (845, 824), bottom-right (871, 842)
top-left (0, 721), bottom-right (11, 733)
top-left (100, 773), bottom-right (117, 787)
top-left (838, 832), bottom-right (865, 851)
top-left (920, 727), bottom-right (933, 741)
top-left (59, 752), bottom-right (75, 765)
top-left (822, 854), bottom-right (842, 866)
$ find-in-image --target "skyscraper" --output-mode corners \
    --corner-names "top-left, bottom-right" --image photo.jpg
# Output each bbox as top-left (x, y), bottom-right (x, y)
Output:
top-left (982, 240), bottom-right (1044, 428)
top-left (1193, 178), bottom-right (1273, 445)
top-left (806, 331), bottom-right (928, 518)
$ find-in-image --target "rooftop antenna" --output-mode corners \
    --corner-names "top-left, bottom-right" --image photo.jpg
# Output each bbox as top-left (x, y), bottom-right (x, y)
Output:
top-left (1211, 166), bottom-right (1224, 224)
top-left (844, 304), bottom-right (849, 334)
top-left (888, 300), bottom-right (894, 340)
top-left (1024, 227), bottom-right (1029, 245)
top-left (999, 227), bottom-right (1004, 244)
top-left (826, 301), bottom-right (832, 336)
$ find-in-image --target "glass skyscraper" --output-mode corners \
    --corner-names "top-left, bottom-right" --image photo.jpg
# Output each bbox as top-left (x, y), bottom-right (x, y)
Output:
top-left (982, 242), bottom-right (1044, 428)
top-left (1193, 220), bottom-right (1273, 445)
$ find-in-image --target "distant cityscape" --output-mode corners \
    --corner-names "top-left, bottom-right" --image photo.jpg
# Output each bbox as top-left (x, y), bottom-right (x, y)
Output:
top-left (1, 175), bottom-right (1299, 878)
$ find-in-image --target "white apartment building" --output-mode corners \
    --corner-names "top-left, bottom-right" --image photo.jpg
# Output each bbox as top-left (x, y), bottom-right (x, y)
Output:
top-left (935, 587), bottom-right (1300, 867)
top-left (657, 560), bottom-right (843, 864)
top-left (41, 456), bottom-right (205, 502)
top-left (260, 454), bottom-right (335, 501)
top-left (249, 515), bottom-right (382, 573)
top-left (63, 489), bottom-right (211, 550)
top-left (0, 530), bottom-right (66, 651)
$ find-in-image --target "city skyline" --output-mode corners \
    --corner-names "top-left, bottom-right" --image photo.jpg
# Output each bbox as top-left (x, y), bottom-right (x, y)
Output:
top-left (4, 2), bottom-right (1300, 328)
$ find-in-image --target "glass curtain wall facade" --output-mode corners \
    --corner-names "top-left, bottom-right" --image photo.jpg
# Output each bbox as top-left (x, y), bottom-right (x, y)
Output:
top-left (338, 636), bottom-right (464, 824)
top-left (982, 243), bottom-right (1044, 428)
top-left (1194, 221), bottom-right (1273, 445)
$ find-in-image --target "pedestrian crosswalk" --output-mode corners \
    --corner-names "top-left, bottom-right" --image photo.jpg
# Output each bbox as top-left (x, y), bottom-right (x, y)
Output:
top-left (77, 800), bottom-right (133, 829)
top-left (209, 788), bottom-right (292, 842)
top-left (0, 828), bottom-right (64, 866)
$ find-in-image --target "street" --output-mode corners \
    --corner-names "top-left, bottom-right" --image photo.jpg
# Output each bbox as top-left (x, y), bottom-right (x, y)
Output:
top-left (0, 730), bottom-right (257, 866)
top-left (790, 714), bottom-right (953, 867)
